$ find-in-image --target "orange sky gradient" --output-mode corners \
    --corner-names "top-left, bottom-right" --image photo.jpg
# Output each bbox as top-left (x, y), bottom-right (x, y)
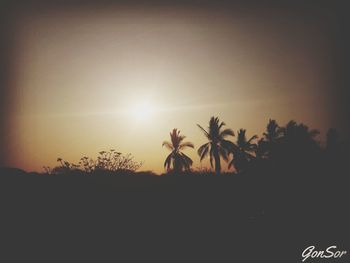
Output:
top-left (4, 4), bottom-right (340, 173)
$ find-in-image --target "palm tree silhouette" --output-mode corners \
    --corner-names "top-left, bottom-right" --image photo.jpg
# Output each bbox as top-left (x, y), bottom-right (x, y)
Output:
top-left (256, 119), bottom-right (282, 159)
top-left (263, 119), bottom-right (281, 143)
top-left (162, 129), bottom-right (194, 173)
top-left (229, 129), bottom-right (258, 173)
top-left (280, 120), bottom-right (319, 143)
top-left (274, 120), bottom-right (320, 167)
top-left (197, 117), bottom-right (235, 175)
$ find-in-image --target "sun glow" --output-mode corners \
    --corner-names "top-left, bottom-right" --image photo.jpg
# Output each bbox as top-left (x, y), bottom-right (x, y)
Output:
top-left (130, 101), bottom-right (156, 121)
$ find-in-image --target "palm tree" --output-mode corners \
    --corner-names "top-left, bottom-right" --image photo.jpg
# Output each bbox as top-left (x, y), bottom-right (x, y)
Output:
top-left (280, 120), bottom-right (319, 143)
top-left (197, 117), bottom-right (235, 175)
top-left (263, 119), bottom-right (281, 142)
top-left (162, 129), bottom-right (194, 173)
top-left (255, 138), bottom-right (268, 160)
top-left (256, 119), bottom-right (282, 159)
top-left (236, 129), bottom-right (258, 152)
top-left (276, 120), bottom-right (320, 167)
top-left (229, 129), bottom-right (258, 173)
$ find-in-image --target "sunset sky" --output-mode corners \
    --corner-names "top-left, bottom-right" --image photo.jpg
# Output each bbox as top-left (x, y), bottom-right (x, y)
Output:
top-left (3, 1), bottom-right (345, 173)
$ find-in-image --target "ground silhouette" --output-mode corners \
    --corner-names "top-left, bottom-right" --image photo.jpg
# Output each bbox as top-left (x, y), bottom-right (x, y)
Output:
top-left (0, 118), bottom-right (348, 263)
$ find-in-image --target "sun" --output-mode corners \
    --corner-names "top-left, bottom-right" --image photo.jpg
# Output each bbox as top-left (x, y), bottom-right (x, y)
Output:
top-left (131, 101), bottom-right (156, 121)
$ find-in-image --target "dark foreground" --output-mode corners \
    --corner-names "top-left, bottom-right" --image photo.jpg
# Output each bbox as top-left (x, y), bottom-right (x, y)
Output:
top-left (0, 168), bottom-right (348, 262)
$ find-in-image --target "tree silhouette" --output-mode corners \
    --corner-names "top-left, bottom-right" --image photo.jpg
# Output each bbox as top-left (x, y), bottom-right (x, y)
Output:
top-left (256, 119), bottom-right (282, 160)
top-left (36, 117), bottom-right (346, 178)
top-left (197, 117), bottom-right (235, 175)
top-left (229, 129), bottom-right (258, 173)
top-left (272, 120), bottom-right (320, 170)
top-left (279, 120), bottom-right (319, 145)
top-left (162, 129), bottom-right (194, 173)
top-left (255, 138), bottom-right (268, 160)
top-left (263, 119), bottom-right (281, 143)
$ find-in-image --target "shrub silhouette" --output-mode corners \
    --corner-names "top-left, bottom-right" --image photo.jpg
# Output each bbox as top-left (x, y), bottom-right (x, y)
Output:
top-left (45, 150), bottom-right (142, 175)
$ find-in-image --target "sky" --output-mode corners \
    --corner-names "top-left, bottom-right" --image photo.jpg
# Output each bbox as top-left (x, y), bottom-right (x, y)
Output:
top-left (2, 1), bottom-right (347, 173)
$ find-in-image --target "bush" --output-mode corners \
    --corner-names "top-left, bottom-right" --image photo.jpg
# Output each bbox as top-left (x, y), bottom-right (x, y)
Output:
top-left (44, 150), bottom-right (143, 175)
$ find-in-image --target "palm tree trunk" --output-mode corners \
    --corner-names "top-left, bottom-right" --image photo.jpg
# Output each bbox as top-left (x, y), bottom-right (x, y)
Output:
top-left (214, 150), bottom-right (221, 175)
top-left (174, 158), bottom-right (180, 174)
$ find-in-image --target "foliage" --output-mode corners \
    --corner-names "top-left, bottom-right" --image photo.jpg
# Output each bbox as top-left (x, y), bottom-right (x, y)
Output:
top-left (229, 129), bottom-right (258, 173)
top-left (39, 118), bottom-right (347, 177)
top-left (44, 150), bottom-right (143, 175)
top-left (197, 116), bottom-right (236, 175)
top-left (162, 129), bottom-right (194, 173)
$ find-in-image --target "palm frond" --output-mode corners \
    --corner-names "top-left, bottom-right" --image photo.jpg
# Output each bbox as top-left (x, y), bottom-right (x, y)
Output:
top-left (179, 141), bottom-right (194, 150)
top-left (244, 151), bottom-right (256, 160)
top-left (247, 135), bottom-right (258, 144)
top-left (218, 121), bottom-right (226, 130)
top-left (228, 159), bottom-right (234, 169)
top-left (209, 146), bottom-right (214, 168)
top-left (197, 124), bottom-right (210, 139)
top-left (164, 153), bottom-right (172, 170)
top-left (170, 129), bottom-right (180, 148)
top-left (162, 141), bottom-right (174, 151)
top-left (198, 143), bottom-right (210, 161)
top-left (220, 128), bottom-right (235, 138)
top-left (218, 146), bottom-right (228, 162)
top-left (221, 139), bottom-right (239, 152)
top-left (178, 135), bottom-right (186, 144)
top-left (180, 152), bottom-right (193, 170)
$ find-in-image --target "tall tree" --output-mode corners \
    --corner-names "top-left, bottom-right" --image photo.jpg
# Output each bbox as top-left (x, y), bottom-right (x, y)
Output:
top-left (256, 119), bottom-right (282, 159)
top-left (162, 129), bottom-right (194, 173)
top-left (197, 117), bottom-right (235, 175)
top-left (280, 120), bottom-right (319, 144)
top-left (276, 120), bottom-right (320, 168)
top-left (263, 119), bottom-right (281, 143)
top-left (229, 129), bottom-right (258, 173)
